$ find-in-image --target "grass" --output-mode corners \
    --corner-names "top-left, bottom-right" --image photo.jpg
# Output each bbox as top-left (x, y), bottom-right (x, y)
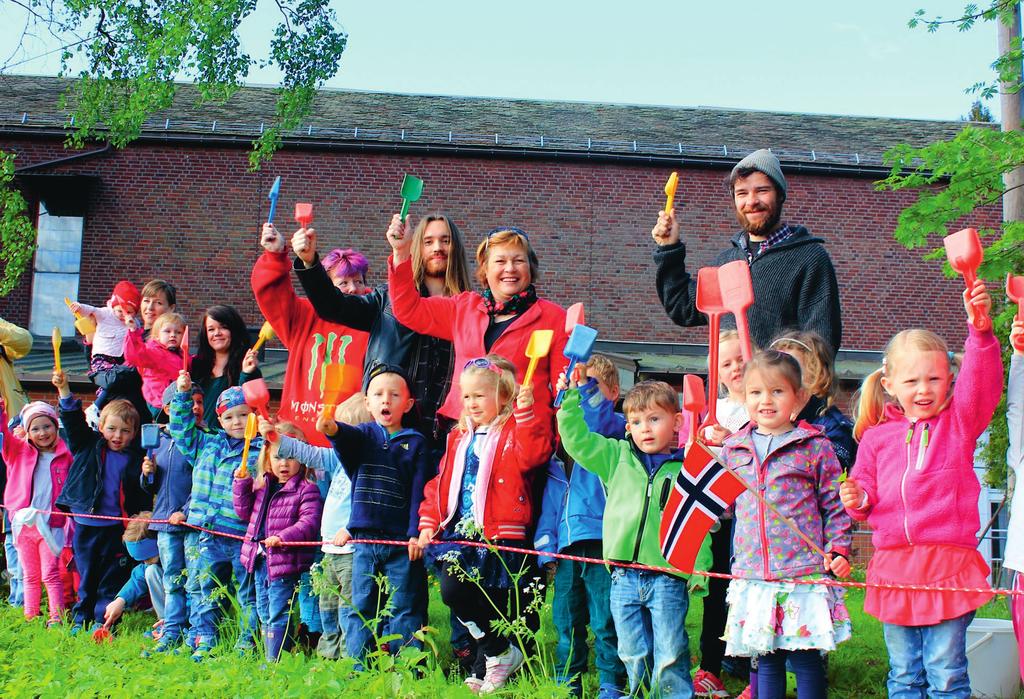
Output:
top-left (0, 571), bottom-right (1017, 698)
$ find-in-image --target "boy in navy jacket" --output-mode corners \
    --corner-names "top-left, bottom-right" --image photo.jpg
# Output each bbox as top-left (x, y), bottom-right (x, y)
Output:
top-left (318, 363), bottom-right (433, 666)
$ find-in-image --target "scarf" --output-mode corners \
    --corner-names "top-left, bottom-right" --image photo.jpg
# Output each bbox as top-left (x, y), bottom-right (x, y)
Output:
top-left (482, 284), bottom-right (538, 317)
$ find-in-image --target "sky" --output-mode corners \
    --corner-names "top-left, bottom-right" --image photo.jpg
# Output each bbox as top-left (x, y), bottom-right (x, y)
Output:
top-left (0, 1), bottom-right (1005, 122)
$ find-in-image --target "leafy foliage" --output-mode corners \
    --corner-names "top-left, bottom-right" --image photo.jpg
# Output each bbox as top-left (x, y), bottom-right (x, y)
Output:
top-left (0, 152), bottom-right (36, 297)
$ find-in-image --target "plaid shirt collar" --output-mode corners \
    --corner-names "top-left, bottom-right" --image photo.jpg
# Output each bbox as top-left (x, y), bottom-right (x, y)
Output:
top-left (747, 224), bottom-right (793, 261)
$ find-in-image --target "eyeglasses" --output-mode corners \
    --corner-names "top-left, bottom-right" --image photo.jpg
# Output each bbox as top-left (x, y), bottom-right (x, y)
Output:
top-left (464, 357), bottom-right (503, 375)
top-left (486, 226), bottom-right (530, 242)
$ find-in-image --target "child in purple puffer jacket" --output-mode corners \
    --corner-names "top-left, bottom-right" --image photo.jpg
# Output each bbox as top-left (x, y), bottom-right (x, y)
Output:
top-left (233, 421), bottom-right (323, 662)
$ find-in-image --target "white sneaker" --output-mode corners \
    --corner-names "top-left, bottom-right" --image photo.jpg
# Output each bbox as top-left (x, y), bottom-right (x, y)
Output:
top-left (479, 644), bottom-right (524, 693)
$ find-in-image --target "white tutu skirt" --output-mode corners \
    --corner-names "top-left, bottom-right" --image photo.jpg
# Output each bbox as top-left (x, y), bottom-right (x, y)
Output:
top-left (723, 577), bottom-right (852, 657)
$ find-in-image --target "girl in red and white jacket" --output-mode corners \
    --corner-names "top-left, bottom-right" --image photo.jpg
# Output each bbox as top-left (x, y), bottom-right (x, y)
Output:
top-left (841, 281), bottom-right (1002, 698)
top-left (418, 355), bottom-right (552, 694)
top-left (0, 399), bottom-right (71, 624)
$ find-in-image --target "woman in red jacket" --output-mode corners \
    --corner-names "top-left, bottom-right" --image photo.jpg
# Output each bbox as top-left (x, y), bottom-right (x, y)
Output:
top-left (386, 216), bottom-right (568, 438)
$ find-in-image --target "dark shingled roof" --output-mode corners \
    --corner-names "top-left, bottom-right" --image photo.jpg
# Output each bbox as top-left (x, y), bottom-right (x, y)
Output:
top-left (0, 73), bottom-right (980, 167)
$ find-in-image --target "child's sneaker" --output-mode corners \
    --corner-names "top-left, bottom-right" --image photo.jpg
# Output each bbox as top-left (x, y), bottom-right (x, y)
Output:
top-left (191, 643), bottom-right (215, 662)
top-left (479, 644), bottom-right (524, 693)
top-left (464, 676), bottom-right (484, 694)
top-left (693, 669), bottom-right (729, 698)
top-left (735, 685), bottom-right (753, 699)
top-left (141, 638), bottom-right (180, 658)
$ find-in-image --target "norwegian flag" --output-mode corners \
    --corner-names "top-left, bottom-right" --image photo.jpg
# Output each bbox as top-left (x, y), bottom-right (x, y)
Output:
top-left (659, 441), bottom-right (747, 573)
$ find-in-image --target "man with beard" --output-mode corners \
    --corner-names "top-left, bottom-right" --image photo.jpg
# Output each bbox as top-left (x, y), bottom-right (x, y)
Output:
top-left (293, 214), bottom-right (471, 451)
top-left (652, 149), bottom-right (842, 356)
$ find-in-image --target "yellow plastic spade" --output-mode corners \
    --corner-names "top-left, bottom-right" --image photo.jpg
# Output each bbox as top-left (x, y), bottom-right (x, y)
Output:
top-left (238, 412), bottom-right (258, 479)
top-left (51, 327), bottom-right (62, 372)
top-left (64, 297), bottom-right (97, 336)
top-left (521, 329), bottom-right (554, 386)
top-left (664, 171), bottom-right (679, 214)
top-left (252, 321), bottom-right (275, 353)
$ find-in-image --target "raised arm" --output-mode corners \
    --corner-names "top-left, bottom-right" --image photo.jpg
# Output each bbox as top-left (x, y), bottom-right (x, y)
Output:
top-left (293, 255), bottom-right (383, 332)
top-left (123, 328), bottom-right (159, 369)
top-left (252, 227), bottom-right (320, 348)
top-left (556, 389), bottom-right (620, 483)
top-left (387, 255), bottom-right (457, 341)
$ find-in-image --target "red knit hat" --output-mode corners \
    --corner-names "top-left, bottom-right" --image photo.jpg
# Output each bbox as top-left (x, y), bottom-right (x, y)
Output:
top-left (110, 280), bottom-right (141, 311)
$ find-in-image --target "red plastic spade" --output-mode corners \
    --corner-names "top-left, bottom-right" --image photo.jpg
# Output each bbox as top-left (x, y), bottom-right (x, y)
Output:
top-left (696, 267), bottom-right (726, 432)
top-left (564, 303), bottom-right (585, 334)
top-left (717, 260), bottom-right (755, 361)
top-left (1008, 273), bottom-right (1024, 321)
top-left (944, 227), bottom-right (982, 289)
top-left (682, 374), bottom-right (706, 448)
top-left (242, 378), bottom-right (278, 442)
top-left (180, 325), bottom-right (190, 373)
top-left (295, 202), bottom-right (314, 228)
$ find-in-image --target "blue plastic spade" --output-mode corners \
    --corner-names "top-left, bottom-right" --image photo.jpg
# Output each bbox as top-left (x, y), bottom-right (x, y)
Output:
top-left (267, 176), bottom-right (281, 224)
top-left (141, 423), bottom-right (160, 485)
top-left (554, 324), bottom-right (599, 408)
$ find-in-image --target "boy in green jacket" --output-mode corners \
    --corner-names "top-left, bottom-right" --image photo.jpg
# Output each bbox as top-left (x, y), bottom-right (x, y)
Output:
top-left (557, 378), bottom-right (711, 699)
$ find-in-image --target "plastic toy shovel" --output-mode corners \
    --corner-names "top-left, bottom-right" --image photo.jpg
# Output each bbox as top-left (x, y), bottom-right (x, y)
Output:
top-left (682, 374), bottom-right (706, 448)
top-left (1008, 273), bottom-right (1024, 321)
top-left (295, 202), bottom-right (314, 228)
top-left (564, 303), bottom-right (585, 333)
top-left (664, 171), bottom-right (679, 214)
top-left (252, 321), bottom-right (275, 354)
top-left (141, 423), bottom-right (160, 485)
top-left (554, 324), bottom-right (599, 408)
top-left (321, 363), bottom-right (345, 420)
top-left (944, 227), bottom-right (982, 289)
top-left (51, 327), bottom-right (62, 373)
top-left (696, 267), bottom-right (726, 432)
top-left (267, 176), bottom-right (281, 224)
top-left (399, 174), bottom-right (424, 219)
top-left (716, 260), bottom-right (755, 361)
top-left (242, 378), bottom-right (277, 443)
top-left (237, 413), bottom-right (258, 479)
top-left (180, 325), bottom-right (190, 372)
top-left (521, 329), bottom-right (554, 387)
top-left (64, 297), bottom-right (97, 336)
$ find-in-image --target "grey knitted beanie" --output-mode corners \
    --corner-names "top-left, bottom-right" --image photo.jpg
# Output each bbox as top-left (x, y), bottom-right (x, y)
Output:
top-left (730, 149), bottom-right (787, 201)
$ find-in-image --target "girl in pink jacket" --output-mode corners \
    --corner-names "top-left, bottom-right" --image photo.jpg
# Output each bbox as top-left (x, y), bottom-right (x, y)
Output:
top-left (842, 280), bottom-right (1001, 699)
top-left (123, 311), bottom-right (190, 417)
top-left (0, 398), bottom-right (71, 624)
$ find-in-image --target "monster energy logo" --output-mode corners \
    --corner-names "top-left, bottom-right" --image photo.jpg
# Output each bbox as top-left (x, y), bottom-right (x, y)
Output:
top-left (308, 331), bottom-right (353, 396)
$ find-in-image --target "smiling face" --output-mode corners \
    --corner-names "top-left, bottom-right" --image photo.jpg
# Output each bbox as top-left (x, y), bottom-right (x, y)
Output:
top-left (267, 443), bottom-right (302, 484)
top-left (364, 373), bottom-right (414, 431)
top-left (461, 372), bottom-right (501, 426)
top-left (218, 404), bottom-right (252, 439)
top-left (158, 322), bottom-right (185, 350)
top-left (205, 317), bottom-right (232, 354)
top-left (27, 416), bottom-right (58, 452)
top-left (882, 350), bottom-right (952, 421)
top-left (484, 242), bottom-right (531, 304)
top-left (421, 220), bottom-right (452, 278)
top-left (141, 291), bottom-right (172, 329)
top-left (101, 414), bottom-right (136, 452)
top-left (733, 171), bottom-right (782, 240)
top-left (744, 367), bottom-right (804, 435)
top-left (718, 337), bottom-right (746, 399)
top-left (625, 404), bottom-right (682, 455)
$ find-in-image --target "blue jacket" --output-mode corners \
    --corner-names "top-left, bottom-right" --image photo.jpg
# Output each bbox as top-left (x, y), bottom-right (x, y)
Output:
top-left (799, 396), bottom-right (857, 473)
top-left (535, 379), bottom-right (622, 565)
top-left (53, 397), bottom-right (151, 520)
top-left (167, 390), bottom-right (262, 537)
top-left (327, 421), bottom-right (432, 538)
top-left (142, 427), bottom-right (195, 533)
top-left (277, 435), bottom-right (353, 554)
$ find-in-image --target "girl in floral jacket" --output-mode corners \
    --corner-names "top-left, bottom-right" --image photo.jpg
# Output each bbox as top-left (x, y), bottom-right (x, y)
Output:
top-left (721, 350), bottom-right (853, 699)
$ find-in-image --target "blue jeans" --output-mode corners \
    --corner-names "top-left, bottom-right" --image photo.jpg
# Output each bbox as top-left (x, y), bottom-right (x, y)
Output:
top-left (345, 539), bottom-right (424, 662)
top-left (883, 612), bottom-right (975, 699)
top-left (3, 512), bottom-right (23, 606)
top-left (157, 530), bottom-right (189, 642)
top-left (253, 557), bottom-right (299, 631)
top-left (553, 541), bottom-right (627, 693)
top-left (193, 531), bottom-right (257, 650)
top-left (758, 649), bottom-right (826, 699)
top-left (183, 531), bottom-right (201, 646)
top-left (298, 554), bottom-right (322, 633)
top-left (609, 567), bottom-right (693, 699)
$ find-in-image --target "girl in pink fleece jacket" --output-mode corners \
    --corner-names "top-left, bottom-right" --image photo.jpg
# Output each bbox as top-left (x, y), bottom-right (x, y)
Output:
top-left (842, 280), bottom-right (1001, 699)
top-left (123, 311), bottom-right (190, 418)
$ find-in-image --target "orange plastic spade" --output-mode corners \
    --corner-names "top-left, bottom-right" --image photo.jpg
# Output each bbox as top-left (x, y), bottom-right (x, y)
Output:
top-left (664, 171), bottom-right (679, 214)
top-left (944, 227), bottom-right (982, 289)
top-left (181, 325), bottom-right (190, 372)
top-left (51, 327), bottom-right (62, 373)
top-left (521, 329), bottom-right (554, 387)
top-left (237, 412), bottom-right (258, 479)
top-left (717, 260), bottom-right (755, 361)
top-left (321, 363), bottom-right (345, 420)
top-left (1008, 273), bottom-right (1024, 321)
top-left (695, 267), bottom-right (726, 432)
top-left (682, 374), bottom-right (706, 448)
top-left (295, 202), bottom-right (314, 228)
top-left (565, 303), bottom-right (585, 334)
top-left (252, 321), bottom-right (275, 354)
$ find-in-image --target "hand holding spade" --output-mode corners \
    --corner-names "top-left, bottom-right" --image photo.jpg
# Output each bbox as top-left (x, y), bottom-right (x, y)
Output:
top-left (651, 209), bottom-right (680, 247)
top-left (386, 213), bottom-right (414, 264)
top-left (292, 226), bottom-right (318, 267)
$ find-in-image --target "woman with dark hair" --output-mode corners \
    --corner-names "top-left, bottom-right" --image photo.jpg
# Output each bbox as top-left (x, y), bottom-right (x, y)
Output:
top-left (189, 305), bottom-right (261, 421)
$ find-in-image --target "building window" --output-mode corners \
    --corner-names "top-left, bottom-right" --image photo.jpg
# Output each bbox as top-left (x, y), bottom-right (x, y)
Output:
top-left (29, 204), bottom-right (83, 337)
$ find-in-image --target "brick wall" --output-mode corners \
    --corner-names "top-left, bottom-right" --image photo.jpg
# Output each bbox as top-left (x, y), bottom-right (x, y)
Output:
top-left (0, 134), bottom-right (1001, 352)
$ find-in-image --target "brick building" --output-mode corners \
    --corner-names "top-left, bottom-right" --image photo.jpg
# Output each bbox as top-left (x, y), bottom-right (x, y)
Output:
top-left (0, 74), bottom-right (1000, 379)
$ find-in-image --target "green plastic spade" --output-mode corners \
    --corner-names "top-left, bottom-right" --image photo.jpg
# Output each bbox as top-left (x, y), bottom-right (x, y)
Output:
top-left (399, 174), bottom-right (424, 219)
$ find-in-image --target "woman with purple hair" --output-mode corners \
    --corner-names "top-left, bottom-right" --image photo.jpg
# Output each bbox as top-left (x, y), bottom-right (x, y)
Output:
top-left (320, 248), bottom-right (370, 294)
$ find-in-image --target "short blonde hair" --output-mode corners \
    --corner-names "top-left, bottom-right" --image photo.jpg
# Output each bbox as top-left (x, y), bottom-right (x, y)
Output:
top-left (459, 354), bottom-right (519, 429)
top-left (586, 354), bottom-right (619, 391)
top-left (99, 399), bottom-right (139, 433)
top-left (123, 511), bottom-right (152, 542)
top-left (623, 380), bottom-right (678, 417)
top-left (256, 420), bottom-right (310, 489)
top-left (475, 229), bottom-right (540, 289)
top-left (151, 311), bottom-right (186, 336)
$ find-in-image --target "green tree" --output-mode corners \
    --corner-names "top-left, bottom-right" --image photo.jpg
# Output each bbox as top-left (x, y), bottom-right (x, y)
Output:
top-left (882, 2), bottom-right (1023, 485)
top-left (0, 0), bottom-right (348, 295)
